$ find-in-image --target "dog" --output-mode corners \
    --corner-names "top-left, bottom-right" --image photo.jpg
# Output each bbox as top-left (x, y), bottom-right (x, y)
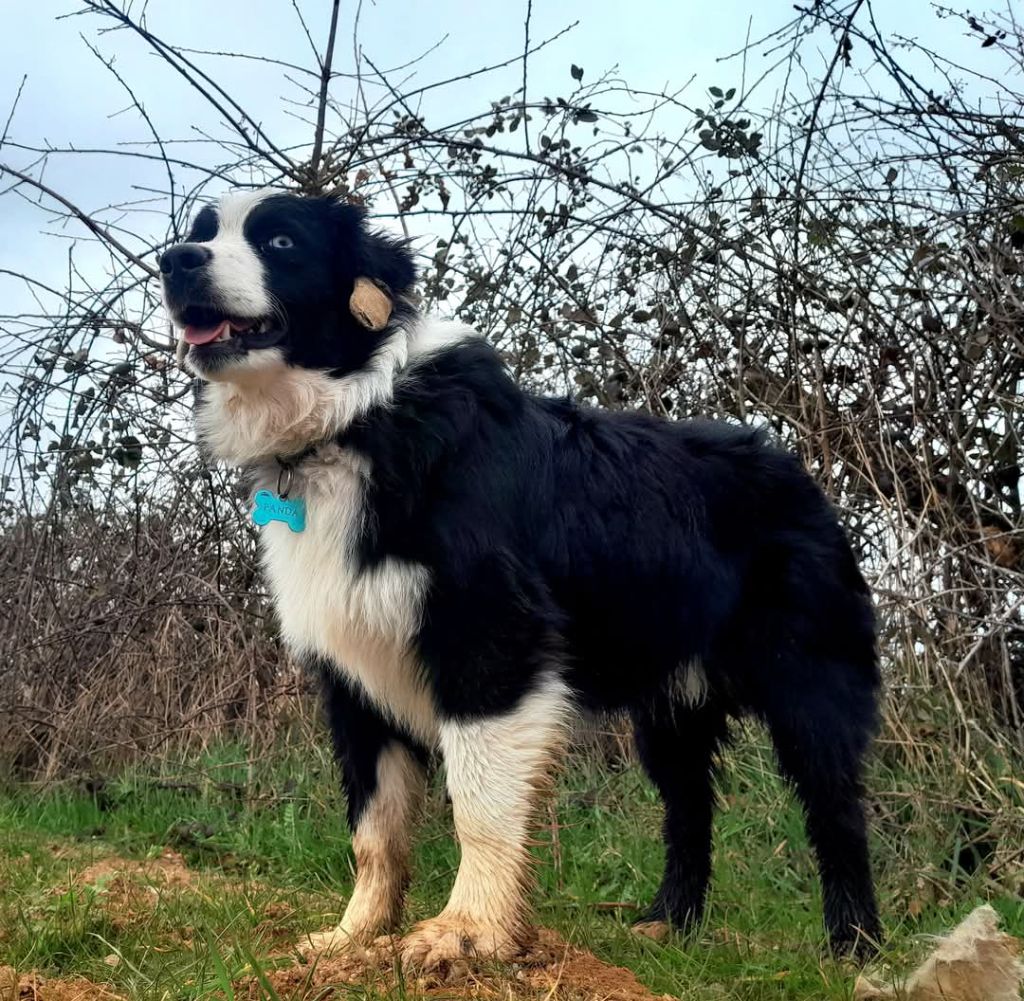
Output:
top-left (161, 190), bottom-right (882, 968)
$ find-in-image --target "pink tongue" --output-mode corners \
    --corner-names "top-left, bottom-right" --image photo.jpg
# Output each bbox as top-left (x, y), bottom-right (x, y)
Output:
top-left (184, 320), bottom-right (230, 345)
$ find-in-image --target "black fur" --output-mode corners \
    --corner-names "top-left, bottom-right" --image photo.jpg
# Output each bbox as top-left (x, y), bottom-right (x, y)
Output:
top-left (317, 658), bottom-right (429, 830)
top-left (341, 339), bottom-right (882, 953)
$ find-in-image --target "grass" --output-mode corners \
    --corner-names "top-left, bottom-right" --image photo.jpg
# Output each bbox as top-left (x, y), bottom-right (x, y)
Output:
top-left (0, 725), bottom-right (1021, 1001)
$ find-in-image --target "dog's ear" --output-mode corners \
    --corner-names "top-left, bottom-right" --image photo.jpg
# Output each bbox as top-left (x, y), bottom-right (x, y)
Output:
top-left (349, 278), bottom-right (392, 331)
top-left (330, 201), bottom-right (416, 331)
top-left (359, 223), bottom-right (416, 295)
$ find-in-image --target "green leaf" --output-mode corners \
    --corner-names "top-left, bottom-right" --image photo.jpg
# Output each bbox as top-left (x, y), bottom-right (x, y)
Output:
top-left (237, 942), bottom-right (281, 1001)
top-left (709, 86), bottom-right (724, 98)
top-left (203, 931), bottom-right (236, 1001)
top-left (571, 64), bottom-right (584, 81)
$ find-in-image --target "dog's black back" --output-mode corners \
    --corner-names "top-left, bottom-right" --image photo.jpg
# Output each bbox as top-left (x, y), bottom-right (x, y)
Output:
top-left (339, 335), bottom-right (881, 951)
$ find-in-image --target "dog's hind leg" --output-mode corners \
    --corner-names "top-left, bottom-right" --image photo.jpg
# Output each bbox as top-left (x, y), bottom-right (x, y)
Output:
top-left (400, 673), bottom-right (571, 971)
top-left (630, 693), bottom-right (730, 936)
top-left (760, 668), bottom-right (881, 958)
top-left (304, 665), bottom-right (428, 956)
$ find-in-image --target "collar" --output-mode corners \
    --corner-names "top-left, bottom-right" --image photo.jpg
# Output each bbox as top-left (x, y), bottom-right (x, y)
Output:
top-left (273, 441), bottom-right (324, 499)
top-left (275, 442), bottom-right (320, 469)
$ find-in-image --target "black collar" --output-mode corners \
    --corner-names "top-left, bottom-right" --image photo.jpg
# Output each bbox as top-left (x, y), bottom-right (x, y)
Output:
top-left (275, 442), bottom-right (320, 471)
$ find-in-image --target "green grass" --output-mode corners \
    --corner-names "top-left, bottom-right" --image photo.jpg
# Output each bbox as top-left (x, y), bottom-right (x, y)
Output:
top-left (0, 731), bottom-right (1021, 1001)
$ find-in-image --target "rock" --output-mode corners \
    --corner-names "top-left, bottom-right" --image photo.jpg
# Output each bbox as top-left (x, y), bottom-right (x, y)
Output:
top-left (854, 904), bottom-right (1023, 1001)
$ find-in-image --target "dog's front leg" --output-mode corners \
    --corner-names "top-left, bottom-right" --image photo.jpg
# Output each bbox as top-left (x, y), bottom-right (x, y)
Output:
top-left (305, 669), bottom-right (428, 956)
top-left (401, 674), bottom-right (570, 971)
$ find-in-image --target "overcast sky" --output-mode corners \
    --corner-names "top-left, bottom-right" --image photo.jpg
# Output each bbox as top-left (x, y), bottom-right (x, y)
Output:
top-left (0, 1), bottom-right (986, 327)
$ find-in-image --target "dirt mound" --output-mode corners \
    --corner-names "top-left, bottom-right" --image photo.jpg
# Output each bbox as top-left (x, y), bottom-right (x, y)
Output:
top-left (244, 927), bottom-right (671, 1001)
top-left (60, 848), bottom-right (195, 928)
top-left (0, 968), bottom-right (125, 1001)
top-left (74, 848), bottom-right (194, 891)
top-left (521, 928), bottom-right (671, 1001)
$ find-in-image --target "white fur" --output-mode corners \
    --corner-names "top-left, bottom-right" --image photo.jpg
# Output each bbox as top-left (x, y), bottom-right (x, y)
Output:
top-left (436, 675), bottom-right (573, 932)
top-left (259, 445), bottom-right (437, 743)
top-left (195, 319), bottom-right (474, 465)
top-left (673, 658), bottom-right (708, 706)
top-left (194, 318), bottom-right (477, 743)
top-left (190, 273), bottom-right (568, 960)
top-left (187, 343), bottom-right (287, 385)
top-left (406, 318), bottom-right (480, 362)
top-left (205, 189), bottom-right (274, 319)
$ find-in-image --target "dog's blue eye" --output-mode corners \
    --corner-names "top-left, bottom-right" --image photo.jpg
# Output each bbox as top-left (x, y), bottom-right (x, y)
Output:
top-left (268, 234), bottom-right (294, 249)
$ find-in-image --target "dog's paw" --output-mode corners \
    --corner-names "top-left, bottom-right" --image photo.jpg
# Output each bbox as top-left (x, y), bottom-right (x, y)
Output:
top-left (400, 914), bottom-right (522, 972)
top-left (299, 925), bottom-right (367, 960)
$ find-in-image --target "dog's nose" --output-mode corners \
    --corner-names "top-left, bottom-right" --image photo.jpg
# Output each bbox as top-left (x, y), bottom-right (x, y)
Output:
top-left (159, 243), bottom-right (212, 276)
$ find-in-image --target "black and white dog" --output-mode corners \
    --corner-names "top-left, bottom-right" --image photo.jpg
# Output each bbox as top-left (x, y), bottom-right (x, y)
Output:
top-left (161, 191), bottom-right (881, 968)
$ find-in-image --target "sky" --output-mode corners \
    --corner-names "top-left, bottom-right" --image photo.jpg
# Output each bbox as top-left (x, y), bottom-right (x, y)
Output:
top-left (0, 0), bottom-right (984, 311)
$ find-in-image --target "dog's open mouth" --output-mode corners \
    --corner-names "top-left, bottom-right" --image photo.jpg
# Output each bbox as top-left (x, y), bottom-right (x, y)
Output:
top-left (180, 305), bottom-right (279, 347)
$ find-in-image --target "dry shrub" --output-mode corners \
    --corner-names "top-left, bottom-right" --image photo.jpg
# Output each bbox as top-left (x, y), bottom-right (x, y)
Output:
top-left (0, 467), bottom-right (311, 780)
top-left (0, 2), bottom-right (1021, 792)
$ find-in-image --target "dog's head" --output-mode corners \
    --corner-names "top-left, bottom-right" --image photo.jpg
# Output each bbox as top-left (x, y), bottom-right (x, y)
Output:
top-left (161, 191), bottom-right (416, 382)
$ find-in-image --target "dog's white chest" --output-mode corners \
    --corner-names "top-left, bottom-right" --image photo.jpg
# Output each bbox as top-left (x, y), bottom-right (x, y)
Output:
top-left (258, 455), bottom-right (437, 743)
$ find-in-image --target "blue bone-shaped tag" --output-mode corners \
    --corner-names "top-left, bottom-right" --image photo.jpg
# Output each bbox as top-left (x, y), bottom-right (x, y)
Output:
top-left (252, 489), bottom-right (306, 533)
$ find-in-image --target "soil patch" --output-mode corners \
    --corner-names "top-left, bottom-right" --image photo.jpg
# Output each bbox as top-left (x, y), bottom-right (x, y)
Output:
top-left (58, 848), bottom-right (195, 927)
top-left (243, 927), bottom-right (672, 1001)
top-left (74, 849), bottom-right (194, 892)
top-left (0, 968), bottom-right (125, 1001)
